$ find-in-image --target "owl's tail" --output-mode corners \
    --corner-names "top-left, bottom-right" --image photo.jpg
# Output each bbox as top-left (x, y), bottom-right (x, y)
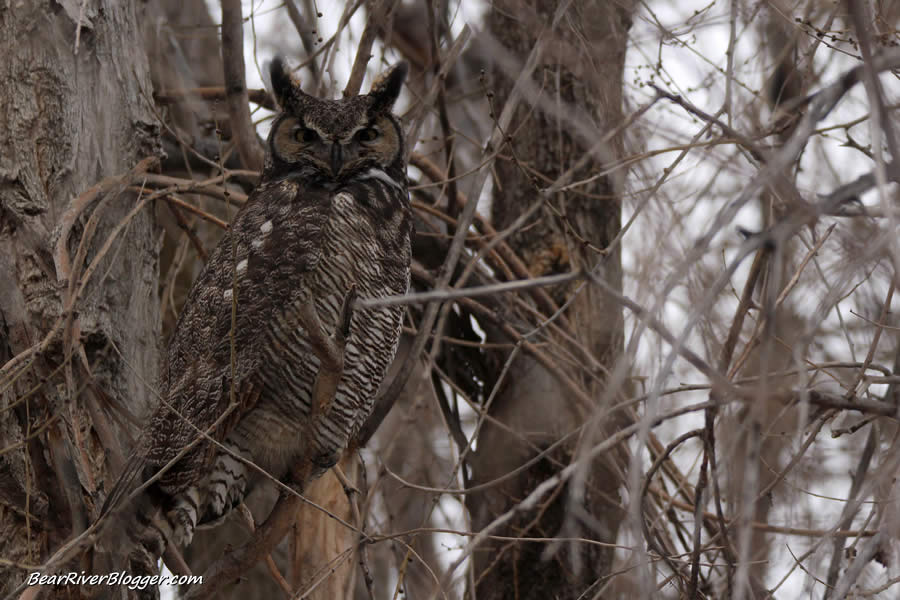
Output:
top-left (92, 454), bottom-right (167, 599)
top-left (98, 447), bottom-right (146, 522)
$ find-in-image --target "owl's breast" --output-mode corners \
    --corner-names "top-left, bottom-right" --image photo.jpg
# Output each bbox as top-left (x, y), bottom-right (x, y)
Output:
top-left (322, 188), bottom-right (410, 294)
top-left (240, 188), bottom-right (405, 466)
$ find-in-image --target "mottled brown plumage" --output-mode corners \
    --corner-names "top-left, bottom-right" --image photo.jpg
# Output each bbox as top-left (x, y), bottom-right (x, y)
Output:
top-left (103, 57), bottom-right (411, 552)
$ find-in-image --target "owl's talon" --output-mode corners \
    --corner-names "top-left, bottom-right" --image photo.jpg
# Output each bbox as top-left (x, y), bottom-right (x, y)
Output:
top-left (165, 506), bottom-right (195, 548)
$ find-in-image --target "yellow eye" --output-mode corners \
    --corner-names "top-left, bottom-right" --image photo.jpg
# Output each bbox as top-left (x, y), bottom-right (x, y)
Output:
top-left (355, 127), bottom-right (379, 143)
top-left (295, 127), bottom-right (319, 143)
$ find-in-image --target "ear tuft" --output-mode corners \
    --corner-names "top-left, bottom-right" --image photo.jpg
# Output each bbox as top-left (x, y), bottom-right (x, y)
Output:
top-left (268, 56), bottom-right (297, 110)
top-left (368, 62), bottom-right (408, 113)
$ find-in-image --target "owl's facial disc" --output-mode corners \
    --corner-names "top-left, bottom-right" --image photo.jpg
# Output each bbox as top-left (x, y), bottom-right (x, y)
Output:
top-left (271, 112), bottom-right (401, 180)
top-left (266, 58), bottom-right (406, 180)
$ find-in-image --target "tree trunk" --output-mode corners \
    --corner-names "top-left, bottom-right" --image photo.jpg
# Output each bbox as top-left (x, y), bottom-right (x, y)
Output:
top-left (0, 0), bottom-right (159, 595)
top-left (466, 1), bottom-right (634, 598)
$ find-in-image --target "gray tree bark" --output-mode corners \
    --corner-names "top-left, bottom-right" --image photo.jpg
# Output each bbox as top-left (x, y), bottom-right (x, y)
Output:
top-left (466, 1), bottom-right (635, 598)
top-left (0, 0), bottom-right (160, 595)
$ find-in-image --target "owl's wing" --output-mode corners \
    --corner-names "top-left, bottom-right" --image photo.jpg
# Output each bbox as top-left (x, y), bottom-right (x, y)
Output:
top-left (104, 181), bottom-right (332, 506)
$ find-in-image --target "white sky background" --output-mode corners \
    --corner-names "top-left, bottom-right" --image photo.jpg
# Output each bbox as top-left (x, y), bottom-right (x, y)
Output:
top-left (625, 3), bottom-right (899, 598)
top-left (161, 1), bottom-right (899, 597)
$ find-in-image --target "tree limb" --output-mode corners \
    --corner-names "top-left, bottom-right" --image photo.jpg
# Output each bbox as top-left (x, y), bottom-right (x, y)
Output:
top-left (220, 0), bottom-right (265, 171)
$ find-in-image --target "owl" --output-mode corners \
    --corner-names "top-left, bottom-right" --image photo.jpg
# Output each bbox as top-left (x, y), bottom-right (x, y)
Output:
top-left (103, 57), bottom-right (411, 554)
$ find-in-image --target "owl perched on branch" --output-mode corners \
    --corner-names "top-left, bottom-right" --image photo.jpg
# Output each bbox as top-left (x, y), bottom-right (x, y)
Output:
top-left (103, 58), bottom-right (411, 554)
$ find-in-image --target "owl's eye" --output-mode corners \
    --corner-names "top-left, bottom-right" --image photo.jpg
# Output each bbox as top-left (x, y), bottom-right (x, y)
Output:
top-left (295, 128), bottom-right (319, 143)
top-left (355, 127), bottom-right (379, 143)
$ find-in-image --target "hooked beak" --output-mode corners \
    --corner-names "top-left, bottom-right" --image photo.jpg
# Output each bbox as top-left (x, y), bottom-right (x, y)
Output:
top-left (330, 143), bottom-right (343, 176)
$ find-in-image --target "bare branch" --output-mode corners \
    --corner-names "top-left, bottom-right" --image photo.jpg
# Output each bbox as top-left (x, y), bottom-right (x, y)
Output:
top-left (220, 0), bottom-right (265, 171)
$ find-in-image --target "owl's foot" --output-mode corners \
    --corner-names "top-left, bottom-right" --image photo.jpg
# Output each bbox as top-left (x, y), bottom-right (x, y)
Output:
top-left (201, 442), bottom-right (249, 526)
top-left (163, 486), bottom-right (201, 548)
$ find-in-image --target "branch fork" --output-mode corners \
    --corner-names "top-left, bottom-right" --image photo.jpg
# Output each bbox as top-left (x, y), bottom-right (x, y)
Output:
top-left (295, 285), bottom-right (357, 418)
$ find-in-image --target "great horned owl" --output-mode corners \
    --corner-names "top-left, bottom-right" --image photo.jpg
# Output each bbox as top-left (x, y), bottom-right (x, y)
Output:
top-left (104, 58), bottom-right (411, 553)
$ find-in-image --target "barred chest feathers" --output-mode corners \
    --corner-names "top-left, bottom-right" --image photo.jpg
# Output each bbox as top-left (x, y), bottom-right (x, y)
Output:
top-left (107, 57), bottom-right (412, 555)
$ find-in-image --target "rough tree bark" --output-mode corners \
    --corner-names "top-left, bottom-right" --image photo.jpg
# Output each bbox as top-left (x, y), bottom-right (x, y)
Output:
top-left (465, 1), bottom-right (635, 598)
top-left (0, 0), bottom-right (159, 596)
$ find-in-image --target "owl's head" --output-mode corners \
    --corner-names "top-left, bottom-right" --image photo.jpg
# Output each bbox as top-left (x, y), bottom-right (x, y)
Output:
top-left (265, 57), bottom-right (408, 185)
